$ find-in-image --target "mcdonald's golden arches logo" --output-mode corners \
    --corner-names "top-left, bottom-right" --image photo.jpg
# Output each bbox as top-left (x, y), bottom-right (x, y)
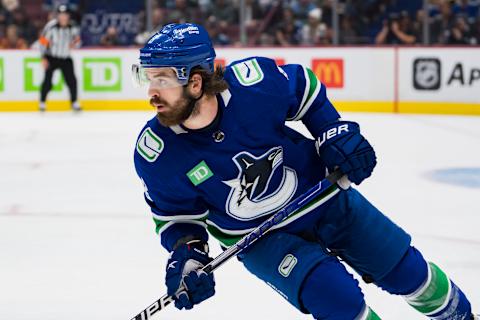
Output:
top-left (312, 59), bottom-right (344, 88)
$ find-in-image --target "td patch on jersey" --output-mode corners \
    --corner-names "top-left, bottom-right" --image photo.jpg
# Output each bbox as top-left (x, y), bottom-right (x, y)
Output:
top-left (136, 127), bottom-right (164, 162)
top-left (232, 58), bottom-right (264, 86)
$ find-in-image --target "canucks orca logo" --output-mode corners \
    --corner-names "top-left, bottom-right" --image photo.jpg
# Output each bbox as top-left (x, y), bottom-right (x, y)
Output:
top-left (223, 146), bottom-right (298, 221)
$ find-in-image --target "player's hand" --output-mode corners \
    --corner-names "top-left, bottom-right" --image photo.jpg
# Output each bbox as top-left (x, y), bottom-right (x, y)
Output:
top-left (316, 120), bottom-right (376, 185)
top-left (41, 58), bottom-right (49, 70)
top-left (165, 240), bottom-right (215, 310)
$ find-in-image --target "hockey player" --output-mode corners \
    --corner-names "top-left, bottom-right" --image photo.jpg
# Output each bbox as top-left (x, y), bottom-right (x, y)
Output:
top-left (133, 23), bottom-right (476, 319)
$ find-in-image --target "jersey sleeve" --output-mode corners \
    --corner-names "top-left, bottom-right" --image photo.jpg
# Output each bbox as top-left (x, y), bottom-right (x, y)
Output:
top-left (39, 22), bottom-right (54, 56)
top-left (279, 63), bottom-right (341, 137)
top-left (135, 162), bottom-right (209, 252)
top-left (71, 24), bottom-right (82, 48)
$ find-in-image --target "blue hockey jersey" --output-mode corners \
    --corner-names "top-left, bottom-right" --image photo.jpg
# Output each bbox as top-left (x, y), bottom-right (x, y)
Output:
top-left (134, 57), bottom-right (340, 251)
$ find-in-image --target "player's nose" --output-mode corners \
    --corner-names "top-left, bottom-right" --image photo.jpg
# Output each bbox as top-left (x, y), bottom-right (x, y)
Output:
top-left (148, 83), bottom-right (163, 99)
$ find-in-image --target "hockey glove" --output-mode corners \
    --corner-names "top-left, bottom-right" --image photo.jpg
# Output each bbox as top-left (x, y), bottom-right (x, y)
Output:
top-left (316, 120), bottom-right (377, 185)
top-left (165, 240), bottom-right (215, 310)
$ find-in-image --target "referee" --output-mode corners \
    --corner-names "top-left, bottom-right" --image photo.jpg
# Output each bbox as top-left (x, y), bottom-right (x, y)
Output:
top-left (39, 5), bottom-right (81, 112)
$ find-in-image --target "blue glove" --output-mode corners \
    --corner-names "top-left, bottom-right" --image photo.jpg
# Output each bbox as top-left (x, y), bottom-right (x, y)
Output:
top-left (316, 120), bottom-right (377, 185)
top-left (165, 240), bottom-right (215, 310)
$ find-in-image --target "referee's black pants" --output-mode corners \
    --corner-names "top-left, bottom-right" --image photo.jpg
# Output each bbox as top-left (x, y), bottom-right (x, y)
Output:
top-left (40, 56), bottom-right (77, 103)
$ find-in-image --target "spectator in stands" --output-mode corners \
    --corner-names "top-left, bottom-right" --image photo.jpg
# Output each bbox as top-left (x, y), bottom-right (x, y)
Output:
top-left (320, 0), bottom-right (334, 28)
top-left (299, 7), bottom-right (328, 45)
top-left (452, 0), bottom-right (479, 23)
top-left (0, 24), bottom-right (27, 48)
top-left (167, 0), bottom-right (201, 24)
top-left (339, 14), bottom-right (360, 44)
top-left (206, 0), bottom-right (237, 26)
top-left (446, 15), bottom-right (476, 44)
top-left (290, 0), bottom-right (317, 24)
top-left (100, 26), bottom-right (120, 47)
top-left (10, 8), bottom-right (38, 44)
top-left (375, 11), bottom-right (416, 44)
top-left (275, 7), bottom-right (301, 46)
top-left (430, 1), bottom-right (454, 44)
top-left (2, 0), bottom-right (19, 12)
top-left (205, 16), bottom-right (231, 45)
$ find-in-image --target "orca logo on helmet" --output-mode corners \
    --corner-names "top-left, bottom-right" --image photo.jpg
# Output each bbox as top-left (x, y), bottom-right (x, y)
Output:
top-left (223, 147), bottom-right (298, 221)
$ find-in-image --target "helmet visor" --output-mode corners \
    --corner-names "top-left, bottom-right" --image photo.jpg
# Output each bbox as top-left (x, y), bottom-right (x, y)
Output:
top-left (131, 65), bottom-right (186, 88)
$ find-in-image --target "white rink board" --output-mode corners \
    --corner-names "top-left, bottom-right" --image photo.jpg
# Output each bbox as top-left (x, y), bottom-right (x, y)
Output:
top-left (0, 48), bottom-right (393, 102)
top-left (0, 48), bottom-right (479, 114)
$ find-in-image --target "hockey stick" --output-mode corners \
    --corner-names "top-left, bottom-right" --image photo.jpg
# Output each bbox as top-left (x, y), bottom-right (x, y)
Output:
top-left (130, 169), bottom-right (345, 320)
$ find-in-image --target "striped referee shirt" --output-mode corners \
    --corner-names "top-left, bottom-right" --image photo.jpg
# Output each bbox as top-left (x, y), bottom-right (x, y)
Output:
top-left (39, 19), bottom-right (81, 59)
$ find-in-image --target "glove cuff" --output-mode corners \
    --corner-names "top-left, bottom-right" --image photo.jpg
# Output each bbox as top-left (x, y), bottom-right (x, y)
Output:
top-left (185, 239), bottom-right (210, 255)
top-left (316, 120), bottom-right (360, 151)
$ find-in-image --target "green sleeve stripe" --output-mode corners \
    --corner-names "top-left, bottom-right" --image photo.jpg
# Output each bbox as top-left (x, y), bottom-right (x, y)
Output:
top-left (298, 66), bottom-right (311, 114)
top-left (305, 68), bottom-right (320, 107)
top-left (288, 67), bottom-right (321, 121)
top-left (293, 69), bottom-right (321, 121)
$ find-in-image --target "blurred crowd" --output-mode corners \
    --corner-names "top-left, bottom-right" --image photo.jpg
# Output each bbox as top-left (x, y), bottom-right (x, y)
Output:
top-left (0, 0), bottom-right (480, 49)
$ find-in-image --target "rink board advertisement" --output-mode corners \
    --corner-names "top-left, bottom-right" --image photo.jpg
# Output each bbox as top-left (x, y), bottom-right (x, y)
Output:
top-left (0, 48), bottom-right (478, 115)
top-left (398, 48), bottom-right (480, 115)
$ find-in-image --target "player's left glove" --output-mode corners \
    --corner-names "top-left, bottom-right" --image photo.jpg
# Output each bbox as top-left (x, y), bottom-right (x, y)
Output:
top-left (165, 240), bottom-right (215, 310)
top-left (316, 120), bottom-right (377, 185)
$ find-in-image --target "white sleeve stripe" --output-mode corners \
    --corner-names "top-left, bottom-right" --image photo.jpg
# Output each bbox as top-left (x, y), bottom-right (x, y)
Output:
top-left (152, 209), bottom-right (209, 221)
top-left (300, 66), bottom-right (310, 109)
top-left (291, 80), bottom-right (321, 121)
top-left (206, 220), bottom-right (256, 235)
top-left (157, 220), bottom-right (207, 236)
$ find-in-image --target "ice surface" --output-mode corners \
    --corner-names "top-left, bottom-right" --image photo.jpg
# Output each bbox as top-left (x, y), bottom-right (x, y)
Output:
top-left (0, 111), bottom-right (479, 320)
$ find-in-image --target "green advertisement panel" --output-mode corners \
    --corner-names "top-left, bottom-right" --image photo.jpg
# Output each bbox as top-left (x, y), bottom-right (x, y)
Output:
top-left (83, 57), bottom-right (122, 92)
top-left (23, 58), bottom-right (64, 92)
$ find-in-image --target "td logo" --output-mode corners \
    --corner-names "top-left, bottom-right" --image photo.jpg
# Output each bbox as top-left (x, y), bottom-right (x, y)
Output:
top-left (23, 58), bottom-right (64, 92)
top-left (83, 57), bottom-right (121, 91)
top-left (413, 58), bottom-right (441, 90)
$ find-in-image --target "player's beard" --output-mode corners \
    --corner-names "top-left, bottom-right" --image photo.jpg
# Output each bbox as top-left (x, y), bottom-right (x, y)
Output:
top-left (152, 88), bottom-right (199, 127)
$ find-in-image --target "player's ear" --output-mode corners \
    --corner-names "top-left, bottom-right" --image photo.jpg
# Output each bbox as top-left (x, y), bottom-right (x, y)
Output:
top-left (188, 73), bottom-right (203, 97)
